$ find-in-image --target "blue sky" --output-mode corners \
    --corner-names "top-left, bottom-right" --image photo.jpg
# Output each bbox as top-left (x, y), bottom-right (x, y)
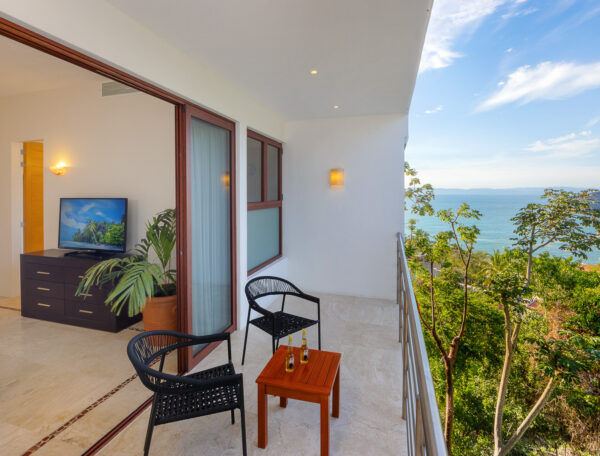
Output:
top-left (407, 0), bottom-right (600, 188)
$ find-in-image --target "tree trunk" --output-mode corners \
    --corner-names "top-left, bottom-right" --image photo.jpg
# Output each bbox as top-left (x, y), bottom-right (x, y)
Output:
top-left (444, 358), bottom-right (454, 456)
top-left (495, 378), bottom-right (556, 456)
top-left (494, 306), bottom-right (520, 455)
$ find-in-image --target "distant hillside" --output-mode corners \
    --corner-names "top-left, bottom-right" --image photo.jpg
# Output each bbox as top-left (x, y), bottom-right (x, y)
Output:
top-left (435, 187), bottom-right (588, 196)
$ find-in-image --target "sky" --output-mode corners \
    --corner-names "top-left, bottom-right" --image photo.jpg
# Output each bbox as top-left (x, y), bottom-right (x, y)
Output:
top-left (407, 0), bottom-right (600, 189)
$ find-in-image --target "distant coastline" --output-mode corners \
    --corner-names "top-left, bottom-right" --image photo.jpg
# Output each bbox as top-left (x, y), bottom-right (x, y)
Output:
top-left (406, 189), bottom-right (600, 264)
top-left (434, 187), bottom-right (592, 195)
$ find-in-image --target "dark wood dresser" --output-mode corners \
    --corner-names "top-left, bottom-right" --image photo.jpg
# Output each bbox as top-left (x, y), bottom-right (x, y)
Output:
top-left (20, 249), bottom-right (141, 332)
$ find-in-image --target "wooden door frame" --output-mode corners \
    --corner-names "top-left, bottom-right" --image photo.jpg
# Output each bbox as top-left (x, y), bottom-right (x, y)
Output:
top-left (181, 105), bottom-right (237, 370)
top-left (0, 17), bottom-right (238, 374)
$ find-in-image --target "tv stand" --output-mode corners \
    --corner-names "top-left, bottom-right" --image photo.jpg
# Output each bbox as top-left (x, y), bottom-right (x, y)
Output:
top-left (20, 249), bottom-right (140, 332)
top-left (63, 250), bottom-right (118, 260)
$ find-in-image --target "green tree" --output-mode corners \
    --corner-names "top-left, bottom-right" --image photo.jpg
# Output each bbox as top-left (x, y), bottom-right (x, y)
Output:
top-left (511, 188), bottom-right (600, 282)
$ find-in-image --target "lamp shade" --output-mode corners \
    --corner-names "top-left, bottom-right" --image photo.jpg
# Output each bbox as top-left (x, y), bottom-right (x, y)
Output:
top-left (330, 168), bottom-right (344, 188)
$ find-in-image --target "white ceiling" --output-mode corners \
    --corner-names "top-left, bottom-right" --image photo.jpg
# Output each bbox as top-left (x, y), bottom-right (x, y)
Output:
top-left (107, 0), bottom-right (431, 119)
top-left (0, 35), bottom-right (106, 98)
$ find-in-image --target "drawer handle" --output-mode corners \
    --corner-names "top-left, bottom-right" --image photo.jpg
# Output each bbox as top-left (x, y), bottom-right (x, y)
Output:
top-left (37, 303), bottom-right (51, 307)
top-left (79, 309), bottom-right (94, 314)
top-left (79, 293), bottom-right (93, 297)
top-left (36, 287), bottom-right (51, 291)
top-left (36, 271), bottom-right (51, 275)
top-left (78, 275), bottom-right (85, 279)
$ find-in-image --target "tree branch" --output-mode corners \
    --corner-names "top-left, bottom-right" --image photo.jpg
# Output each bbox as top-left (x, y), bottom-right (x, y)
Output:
top-left (497, 378), bottom-right (556, 456)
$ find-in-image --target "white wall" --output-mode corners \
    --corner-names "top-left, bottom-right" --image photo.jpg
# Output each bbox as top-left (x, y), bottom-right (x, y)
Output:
top-left (0, 82), bottom-right (175, 296)
top-left (0, 0), bottom-right (285, 140)
top-left (283, 115), bottom-right (407, 300)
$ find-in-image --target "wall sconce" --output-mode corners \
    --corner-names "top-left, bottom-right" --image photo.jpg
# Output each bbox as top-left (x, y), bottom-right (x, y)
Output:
top-left (330, 168), bottom-right (344, 188)
top-left (221, 172), bottom-right (230, 189)
top-left (50, 161), bottom-right (68, 175)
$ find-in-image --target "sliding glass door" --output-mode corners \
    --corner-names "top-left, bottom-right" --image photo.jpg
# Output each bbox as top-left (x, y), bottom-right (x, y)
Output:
top-left (181, 105), bottom-right (236, 370)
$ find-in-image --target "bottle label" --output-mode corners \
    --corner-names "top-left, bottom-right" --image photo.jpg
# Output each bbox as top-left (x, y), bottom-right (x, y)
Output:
top-left (303, 349), bottom-right (308, 361)
top-left (288, 355), bottom-right (294, 370)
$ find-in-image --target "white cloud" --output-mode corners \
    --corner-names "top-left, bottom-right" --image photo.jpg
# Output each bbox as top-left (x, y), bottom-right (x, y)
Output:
top-left (506, 47), bottom-right (513, 53)
top-left (580, 130), bottom-right (592, 137)
top-left (478, 61), bottom-right (600, 111)
top-left (587, 117), bottom-right (600, 127)
top-left (524, 131), bottom-right (600, 159)
top-left (95, 211), bottom-right (106, 217)
top-left (61, 212), bottom-right (85, 230)
top-left (497, 81), bottom-right (505, 86)
top-left (501, 7), bottom-right (538, 19)
top-left (420, 0), bottom-right (524, 72)
top-left (424, 105), bottom-right (444, 114)
top-left (78, 202), bottom-right (96, 215)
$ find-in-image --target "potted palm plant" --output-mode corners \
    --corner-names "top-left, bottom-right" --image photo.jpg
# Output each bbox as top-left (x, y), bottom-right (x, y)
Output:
top-left (76, 208), bottom-right (177, 331)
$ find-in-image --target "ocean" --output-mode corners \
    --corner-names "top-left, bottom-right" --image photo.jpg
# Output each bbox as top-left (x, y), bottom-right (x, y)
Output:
top-left (405, 191), bottom-right (600, 265)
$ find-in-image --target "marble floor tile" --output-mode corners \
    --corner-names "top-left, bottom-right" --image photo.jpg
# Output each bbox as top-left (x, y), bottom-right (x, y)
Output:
top-left (99, 294), bottom-right (409, 456)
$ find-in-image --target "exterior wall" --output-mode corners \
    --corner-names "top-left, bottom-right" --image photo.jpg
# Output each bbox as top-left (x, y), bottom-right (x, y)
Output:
top-left (0, 83), bottom-right (174, 296)
top-left (283, 115), bottom-right (407, 300)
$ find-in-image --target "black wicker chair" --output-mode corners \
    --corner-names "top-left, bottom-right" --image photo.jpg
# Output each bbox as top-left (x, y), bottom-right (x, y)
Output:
top-left (242, 276), bottom-right (321, 365)
top-left (127, 330), bottom-right (247, 456)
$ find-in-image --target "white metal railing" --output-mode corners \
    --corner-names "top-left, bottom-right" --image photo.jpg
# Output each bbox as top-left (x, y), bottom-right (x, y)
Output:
top-left (397, 233), bottom-right (448, 456)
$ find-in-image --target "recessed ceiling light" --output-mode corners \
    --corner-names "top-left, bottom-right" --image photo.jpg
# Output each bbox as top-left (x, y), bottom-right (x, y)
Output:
top-left (310, 69), bottom-right (318, 75)
top-left (333, 105), bottom-right (340, 110)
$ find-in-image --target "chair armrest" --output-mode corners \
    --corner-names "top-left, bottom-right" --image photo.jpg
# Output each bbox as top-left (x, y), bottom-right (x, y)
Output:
top-left (249, 300), bottom-right (274, 318)
top-left (299, 293), bottom-right (320, 304)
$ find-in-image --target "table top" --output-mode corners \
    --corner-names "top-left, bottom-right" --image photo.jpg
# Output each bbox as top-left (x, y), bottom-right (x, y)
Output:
top-left (256, 346), bottom-right (341, 395)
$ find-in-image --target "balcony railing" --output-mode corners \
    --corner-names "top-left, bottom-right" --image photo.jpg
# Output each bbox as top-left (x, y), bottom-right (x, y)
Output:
top-left (397, 233), bottom-right (447, 456)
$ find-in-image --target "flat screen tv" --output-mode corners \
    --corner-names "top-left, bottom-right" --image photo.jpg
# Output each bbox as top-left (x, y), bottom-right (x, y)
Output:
top-left (58, 198), bottom-right (128, 253)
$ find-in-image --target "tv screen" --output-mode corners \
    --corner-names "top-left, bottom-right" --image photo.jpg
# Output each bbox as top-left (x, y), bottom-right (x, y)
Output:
top-left (59, 198), bottom-right (128, 252)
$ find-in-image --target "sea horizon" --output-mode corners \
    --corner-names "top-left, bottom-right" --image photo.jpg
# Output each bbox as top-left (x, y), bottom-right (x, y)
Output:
top-left (405, 188), bottom-right (600, 265)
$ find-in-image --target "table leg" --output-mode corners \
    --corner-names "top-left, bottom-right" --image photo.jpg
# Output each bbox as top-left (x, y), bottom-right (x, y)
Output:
top-left (258, 383), bottom-right (268, 448)
top-left (279, 396), bottom-right (288, 408)
top-left (332, 368), bottom-right (340, 418)
top-left (320, 396), bottom-right (330, 456)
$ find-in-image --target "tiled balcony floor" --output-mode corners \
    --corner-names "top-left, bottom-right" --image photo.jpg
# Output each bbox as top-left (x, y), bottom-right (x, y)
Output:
top-left (100, 294), bottom-right (407, 456)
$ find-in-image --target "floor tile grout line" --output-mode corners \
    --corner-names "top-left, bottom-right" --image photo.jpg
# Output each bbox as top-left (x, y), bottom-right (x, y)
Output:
top-left (20, 372), bottom-right (140, 455)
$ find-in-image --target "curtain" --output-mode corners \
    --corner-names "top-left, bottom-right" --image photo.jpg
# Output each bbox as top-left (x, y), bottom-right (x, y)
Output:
top-left (190, 117), bottom-right (231, 347)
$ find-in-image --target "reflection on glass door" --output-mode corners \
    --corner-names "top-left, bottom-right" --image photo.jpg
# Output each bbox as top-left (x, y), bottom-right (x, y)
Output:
top-left (186, 107), bottom-right (236, 364)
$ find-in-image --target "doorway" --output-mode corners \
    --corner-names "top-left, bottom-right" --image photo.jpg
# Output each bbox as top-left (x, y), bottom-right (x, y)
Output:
top-left (22, 141), bottom-right (44, 253)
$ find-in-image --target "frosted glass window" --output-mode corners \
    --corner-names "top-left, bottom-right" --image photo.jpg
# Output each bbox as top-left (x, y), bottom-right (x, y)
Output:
top-left (267, 145), bottom-right (279, 201)
top-left (247, 137), bottom-right (262, 203)
top-left (248, 208), bottom-right (280, 271)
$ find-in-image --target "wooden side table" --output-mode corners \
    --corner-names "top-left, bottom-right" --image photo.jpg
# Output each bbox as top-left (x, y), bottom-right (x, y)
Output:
top-left (256, 346), bottom-right (341, 456)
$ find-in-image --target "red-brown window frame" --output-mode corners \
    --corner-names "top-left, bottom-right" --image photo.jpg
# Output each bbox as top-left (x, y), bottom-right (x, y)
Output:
top-left (247, 129), bottom-right (282, 275)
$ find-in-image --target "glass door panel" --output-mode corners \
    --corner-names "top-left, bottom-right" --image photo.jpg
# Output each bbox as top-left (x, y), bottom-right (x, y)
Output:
top-left (187, 109), bottom-right (235, 362)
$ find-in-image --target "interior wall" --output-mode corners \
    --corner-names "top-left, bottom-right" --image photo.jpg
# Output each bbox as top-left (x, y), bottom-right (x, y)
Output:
top-left (0, 82), bottom-right (175, 296)
top-left (283, 115), bottom-right (407, 301)
top-left (0, 0), bottom-right (285, 140)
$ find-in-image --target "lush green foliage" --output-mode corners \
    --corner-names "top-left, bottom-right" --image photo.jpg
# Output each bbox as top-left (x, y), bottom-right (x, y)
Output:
top-left (404, 163), bottom-right (600, 455)
top-left (76, 209), bottom-right (176, 316)
top-left (72, 219), bottom-right (125, 247)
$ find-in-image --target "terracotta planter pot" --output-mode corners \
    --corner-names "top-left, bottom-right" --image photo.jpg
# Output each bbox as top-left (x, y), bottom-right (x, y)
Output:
top-left (142, 295), bottom-right (177, 332)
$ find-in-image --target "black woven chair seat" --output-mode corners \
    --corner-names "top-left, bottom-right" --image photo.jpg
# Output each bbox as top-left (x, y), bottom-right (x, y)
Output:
top-left (127, 331), bottom-right (247, 456)
top-left (250, 312), bottom-right (317, 338)
top-left (242, 276), bottom-right (321, 365)
top-left (155, 363), bottom-right (239, 425)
